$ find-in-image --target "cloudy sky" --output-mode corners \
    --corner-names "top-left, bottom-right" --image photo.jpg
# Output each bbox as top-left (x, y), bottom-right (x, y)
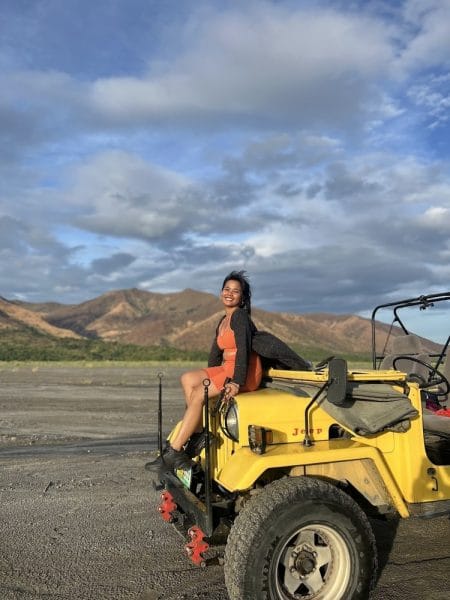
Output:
top-left (1, 0), bottom-right (450, 319)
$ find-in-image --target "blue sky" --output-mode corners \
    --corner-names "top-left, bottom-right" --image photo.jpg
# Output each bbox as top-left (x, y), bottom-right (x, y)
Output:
top-left (1, 0), bottom-right (450, 321)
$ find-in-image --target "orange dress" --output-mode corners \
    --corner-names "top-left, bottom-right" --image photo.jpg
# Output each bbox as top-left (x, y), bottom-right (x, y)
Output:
top-left (205, 322), bottom-right (262, 392)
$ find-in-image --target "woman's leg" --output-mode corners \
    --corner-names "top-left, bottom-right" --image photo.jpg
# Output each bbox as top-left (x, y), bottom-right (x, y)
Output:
top-left (170, 369), bottom-right (220, 451)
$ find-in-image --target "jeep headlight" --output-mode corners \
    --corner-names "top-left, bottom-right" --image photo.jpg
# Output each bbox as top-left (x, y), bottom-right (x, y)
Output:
top-left (223, 402), bottom-right (239, 442)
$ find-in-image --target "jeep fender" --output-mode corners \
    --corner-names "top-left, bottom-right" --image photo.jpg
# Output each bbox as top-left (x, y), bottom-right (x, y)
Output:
top-left (216, 439), bottom-right (409, 518)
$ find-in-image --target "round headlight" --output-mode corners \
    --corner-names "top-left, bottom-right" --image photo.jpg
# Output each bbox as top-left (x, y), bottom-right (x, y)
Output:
top-left (224, 402), bottom-right (239, 442)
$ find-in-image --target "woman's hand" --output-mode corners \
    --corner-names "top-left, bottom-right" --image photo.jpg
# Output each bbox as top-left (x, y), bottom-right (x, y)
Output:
top-left (224, 381), bottom-right (240, 401)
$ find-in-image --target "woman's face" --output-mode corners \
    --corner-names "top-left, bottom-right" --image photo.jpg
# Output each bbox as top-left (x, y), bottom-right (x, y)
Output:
top-left (221, 279), bottom-right (243, 309)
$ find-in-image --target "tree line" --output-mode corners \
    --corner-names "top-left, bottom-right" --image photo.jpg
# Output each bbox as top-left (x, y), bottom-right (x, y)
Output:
top-left (0, 330), bottom-right (208, 362)
top-left (0, 329), bottom-right (371, 363)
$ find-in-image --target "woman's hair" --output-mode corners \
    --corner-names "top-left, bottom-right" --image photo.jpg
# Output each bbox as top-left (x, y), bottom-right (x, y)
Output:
top-left (222, 270), bottom-right (252, 314)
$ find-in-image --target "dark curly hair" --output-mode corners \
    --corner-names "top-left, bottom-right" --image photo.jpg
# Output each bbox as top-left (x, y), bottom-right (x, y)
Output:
top-left (222, 270), bottom-right (252, 315)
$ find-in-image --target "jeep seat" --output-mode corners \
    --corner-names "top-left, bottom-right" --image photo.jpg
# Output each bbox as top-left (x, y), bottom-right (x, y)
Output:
top-left (380, 334), bottom-right (431, 383)
top-left (380, 333), bottom-right (423, 368)
top-left (423, 412), bottom-right (450, 439)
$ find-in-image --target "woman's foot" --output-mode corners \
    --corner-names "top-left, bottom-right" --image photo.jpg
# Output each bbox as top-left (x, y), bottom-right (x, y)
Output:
top-left (145, 445), bottom-right (193, 473)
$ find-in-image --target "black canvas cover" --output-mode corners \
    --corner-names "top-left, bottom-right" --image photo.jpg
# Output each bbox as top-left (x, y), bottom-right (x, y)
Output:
top-left (252, 331), bottom-right (312, 371)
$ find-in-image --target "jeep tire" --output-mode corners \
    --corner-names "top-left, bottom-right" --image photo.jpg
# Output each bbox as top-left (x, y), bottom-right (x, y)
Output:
top-left (224, 477), bottom-right (377, 600)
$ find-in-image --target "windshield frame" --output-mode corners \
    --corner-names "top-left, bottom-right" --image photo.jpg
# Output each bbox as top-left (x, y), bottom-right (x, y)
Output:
top-left (371, 292), bottom-right (450, 368)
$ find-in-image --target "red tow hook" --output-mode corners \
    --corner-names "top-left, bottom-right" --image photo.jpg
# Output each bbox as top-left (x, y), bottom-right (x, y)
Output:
top-left (158, 490), bottom-right (177, 522)
top-left (185, 525), bottom-right (209, 567)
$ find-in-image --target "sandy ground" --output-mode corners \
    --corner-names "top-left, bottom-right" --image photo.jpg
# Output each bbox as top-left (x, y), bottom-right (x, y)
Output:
top-left (0, 364), bottom-right (449, 600)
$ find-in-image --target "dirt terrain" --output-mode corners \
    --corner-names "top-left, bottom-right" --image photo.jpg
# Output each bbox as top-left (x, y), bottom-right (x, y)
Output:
top-left (0, 364), bottom-right (449, 600)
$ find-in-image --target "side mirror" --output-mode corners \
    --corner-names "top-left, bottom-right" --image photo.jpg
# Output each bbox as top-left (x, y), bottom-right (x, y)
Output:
top-left (327, 358), bottom-right (348, 406)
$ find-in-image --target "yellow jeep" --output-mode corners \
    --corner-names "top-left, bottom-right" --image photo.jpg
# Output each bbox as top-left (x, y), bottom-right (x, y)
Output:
top-left (152, 292), bottom-right (450, 600)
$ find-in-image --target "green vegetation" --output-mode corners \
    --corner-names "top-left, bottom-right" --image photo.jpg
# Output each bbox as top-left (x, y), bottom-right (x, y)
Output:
top-left (291, 344), bottom-right (372, 365)
top-left (0, 328), bottom-right (371, 364)
top-left (0, 329), bottom-right (208, 362)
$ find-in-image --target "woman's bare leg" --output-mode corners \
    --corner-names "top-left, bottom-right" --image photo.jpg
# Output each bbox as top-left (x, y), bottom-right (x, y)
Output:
top-left (170, 369), bottom-right (220, 451)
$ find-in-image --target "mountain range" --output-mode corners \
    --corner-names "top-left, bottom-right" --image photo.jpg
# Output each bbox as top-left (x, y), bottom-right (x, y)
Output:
top-left (0, 287), bottom-right (413, 359)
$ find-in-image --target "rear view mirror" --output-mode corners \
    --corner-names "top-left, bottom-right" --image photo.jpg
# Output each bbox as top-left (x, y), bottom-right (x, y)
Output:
top-left (327, 358), bottom-right (348, 406)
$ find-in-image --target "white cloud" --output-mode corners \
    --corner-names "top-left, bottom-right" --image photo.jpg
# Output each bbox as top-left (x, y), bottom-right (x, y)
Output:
top-left (419, 206), bottom-right (450, 229)
top-left (65, 150), bottom-right (198, 240)
top-left (398, 0), bottom-right (450, 72)
top-left (90, 5), bottom-right (394, 129)
top-left (408, 74), bottom-right (450, 127)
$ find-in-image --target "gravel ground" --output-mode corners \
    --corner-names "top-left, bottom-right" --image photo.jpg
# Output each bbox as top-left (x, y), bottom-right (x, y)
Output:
top-left (0, 364), bottom-right (449, 600)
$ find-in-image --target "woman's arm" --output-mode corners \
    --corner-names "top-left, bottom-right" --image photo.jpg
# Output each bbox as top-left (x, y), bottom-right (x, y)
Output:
top-left (230, 309), bottom-right (254, 386)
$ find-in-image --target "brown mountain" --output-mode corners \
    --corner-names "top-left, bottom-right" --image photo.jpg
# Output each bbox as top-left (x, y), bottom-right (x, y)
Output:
top-left (4, 287), bottom-right (405, 356)
top-left (34, 288), bottom-right (224, 346)
top-left (0, 296), bottom-right (80, 339)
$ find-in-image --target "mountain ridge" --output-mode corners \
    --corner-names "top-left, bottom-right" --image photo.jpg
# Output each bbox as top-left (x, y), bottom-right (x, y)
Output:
top-left (1, 287), bottom-right (416, 357)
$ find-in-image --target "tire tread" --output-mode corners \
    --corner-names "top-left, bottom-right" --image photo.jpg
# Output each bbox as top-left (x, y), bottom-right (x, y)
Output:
top-left (224, 477), bottom-right (377, 600)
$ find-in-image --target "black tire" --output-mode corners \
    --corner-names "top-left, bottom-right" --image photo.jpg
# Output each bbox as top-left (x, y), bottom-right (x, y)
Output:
top-left (224, 477), bottom-right (377, 600)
